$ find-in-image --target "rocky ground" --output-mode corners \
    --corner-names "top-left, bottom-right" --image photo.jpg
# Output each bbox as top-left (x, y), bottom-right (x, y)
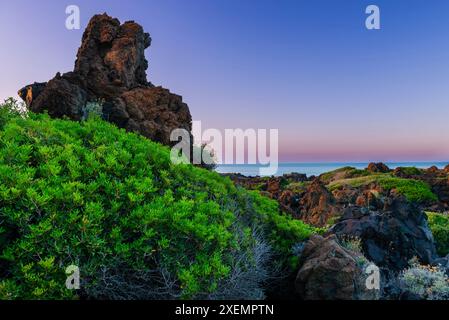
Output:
top-left (224, 163), bottom-right (449, 299)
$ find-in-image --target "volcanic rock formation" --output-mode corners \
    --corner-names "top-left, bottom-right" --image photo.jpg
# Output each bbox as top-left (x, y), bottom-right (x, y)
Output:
top-left (295, 234), bottom-right (379, 300)
top-left (330, 201), bottom-right (437, 271)
top-left (18, 13), bottom-right (192, 147)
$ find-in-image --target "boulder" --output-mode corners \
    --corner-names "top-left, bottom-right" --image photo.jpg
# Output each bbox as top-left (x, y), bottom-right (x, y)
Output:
top-left (295, 234), bottom-right (379, 300)
top-left (18, 13), bottom-right (192, 147)
top-left (331, 200), bottom-right (437, 271)
top-left (367, 162), bottom-right (390, 173)
top-left (427, 166), bottom-right (440, 174)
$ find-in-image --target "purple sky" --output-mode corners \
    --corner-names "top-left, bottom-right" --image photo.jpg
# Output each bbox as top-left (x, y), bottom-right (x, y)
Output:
top-left (1, 0), bottom-right (449, 162)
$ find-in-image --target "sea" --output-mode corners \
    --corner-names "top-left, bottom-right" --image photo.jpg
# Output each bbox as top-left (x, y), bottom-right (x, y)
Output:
top-left (215, 162), bottom-right (449, 177)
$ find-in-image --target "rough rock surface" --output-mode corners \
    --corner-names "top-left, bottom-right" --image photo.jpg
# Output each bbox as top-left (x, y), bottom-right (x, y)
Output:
top-left (295, 234), bottom-right (379, 300)
top-left (367, 162), bottom-right (390, 173)
top-left (331, 201), bottom-right (437, 271)
top-left (18, 13), bottom-right (192, 146)
top-left (298, 179), bottom-right (339, 227)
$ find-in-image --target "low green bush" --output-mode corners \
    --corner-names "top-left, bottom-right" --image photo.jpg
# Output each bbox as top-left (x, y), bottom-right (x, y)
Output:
top-left (395, 167), bottom-right (422, 176)
top-left (426, 212), bottom-right (449, 256)
top-left (319, 167), bottom-right (370, 184)
top-left (399, 260), bottom-right (449, 300)
top-left (0, 102), bottom-right (319, 300)
top-left (377, 177), bottom-right (437, 203)
top-left (328, 174), bottom-right (437, 203)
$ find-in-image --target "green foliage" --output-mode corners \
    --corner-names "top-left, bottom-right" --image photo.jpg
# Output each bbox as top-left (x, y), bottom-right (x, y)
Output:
top-left (320, 167), bottom-right (371, 185)
top-left (328, 174), bottom-right (437, 203)
top-left (328, 174), bottom-right (389, 190)
top-left (285, 182), bottom-right (309, 193)
top-left (0, 106), bottom-right (318, 300)
top-left (193, 143), bottom-right (217, 171)
top-left (0, 98), bottom-right (26, 130)
top-left (395, 166), bottom-right (422, 176)
top-left (399, 261), bottom-right (449, 300)
top-left (244, 191), bottom-right (323, 269)
top-left (426, 212), bottom-right (449, 256)
top-left (377, 177), bottom-right (437, 203)
top-left (339, 235), bottom-right (363, 255)
top-left (246, 191), bottom-right (322, 255)
top-left (81, 100), bottom-right (104, 120)
top-left (319, 166), bottom-right (355, 183)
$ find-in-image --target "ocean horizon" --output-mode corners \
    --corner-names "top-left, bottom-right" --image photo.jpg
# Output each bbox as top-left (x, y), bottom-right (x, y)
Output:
top-left (215, 162), bottom-right (449, 177)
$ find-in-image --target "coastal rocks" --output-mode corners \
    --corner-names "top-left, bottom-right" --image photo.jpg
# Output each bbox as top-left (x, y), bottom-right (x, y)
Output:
top-left (295, 234), bottom-right (379, 300)
top-left (428, 177), bottom-right (449, 205)
top-left (298, 179), bottom-right (339, 227)
top-left (390, 166), bottom-right (449, 209)
top-left (367, 162), bottom-right (390, 173)
top-left (18, 13), bottom-right (192, 147)
top-left (282, 173), bottom-right (308, 183)
top-left (331, 201), bottom-right (437, 271)
top-left (279, 190), bottom-right (300, 215)
top-left (427, 166), bottom-right (440, 174)
top-left (332, 184), bottom-right (383, 210)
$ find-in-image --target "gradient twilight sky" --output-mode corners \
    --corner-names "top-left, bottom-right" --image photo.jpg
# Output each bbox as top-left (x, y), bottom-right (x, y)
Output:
top-left (1, 0), bottom-right (449, 162)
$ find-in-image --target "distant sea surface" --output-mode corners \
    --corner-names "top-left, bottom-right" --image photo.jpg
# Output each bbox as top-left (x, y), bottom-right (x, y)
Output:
top-left (216, 162), bottom-right (449, 177)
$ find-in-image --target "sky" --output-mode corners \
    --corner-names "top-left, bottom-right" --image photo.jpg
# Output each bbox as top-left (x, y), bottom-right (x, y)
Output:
top-left (1, 0), bottom-right (449, 162)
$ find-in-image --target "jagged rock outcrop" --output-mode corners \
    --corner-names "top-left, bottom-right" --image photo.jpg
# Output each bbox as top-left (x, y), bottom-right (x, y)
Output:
top-left (18, 13), bottom-right (192, 147)
top-left (330, 200), bottom-right (437, 271)
top-left (295, 234), bottom-right (379, 300)
top-left (298, 179), bottom-right (339, 227)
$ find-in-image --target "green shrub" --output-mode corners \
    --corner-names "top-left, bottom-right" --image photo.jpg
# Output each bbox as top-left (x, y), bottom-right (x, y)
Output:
top-left (81, 100), bottom-right (104, 120)
top-left (329, 174), bottom-right (437, 203)
top-left (0, 98), bottom-right (26, 129)
top-left (0, 106), bottom-right (318, 300)
top-left (426, 212), bottom-right (449, 256)
top-left (319, 166), bottom-right (354, 183)
top-left (339, 235), bottom-right (363, 255)
top-left (399, 260), bottom-right (449, 300)
top-left (395, 166), bottom-right (422, 176)
top-left (319, 167), bottom-right (370, 184)
top-left (285, 182), bottom-right (309, 193)
top-left (377, 177), bottom-right (437, 203)
top-left (245, 191), bottom-right (321, 257)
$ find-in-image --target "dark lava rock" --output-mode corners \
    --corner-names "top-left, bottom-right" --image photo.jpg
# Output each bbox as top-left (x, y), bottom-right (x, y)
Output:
top-left (298, 179), bottom-right (339, 227)
top-left (330, 200), bottom-right (437, 271)
top-left (18, 13), bottom-right (192, 147)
